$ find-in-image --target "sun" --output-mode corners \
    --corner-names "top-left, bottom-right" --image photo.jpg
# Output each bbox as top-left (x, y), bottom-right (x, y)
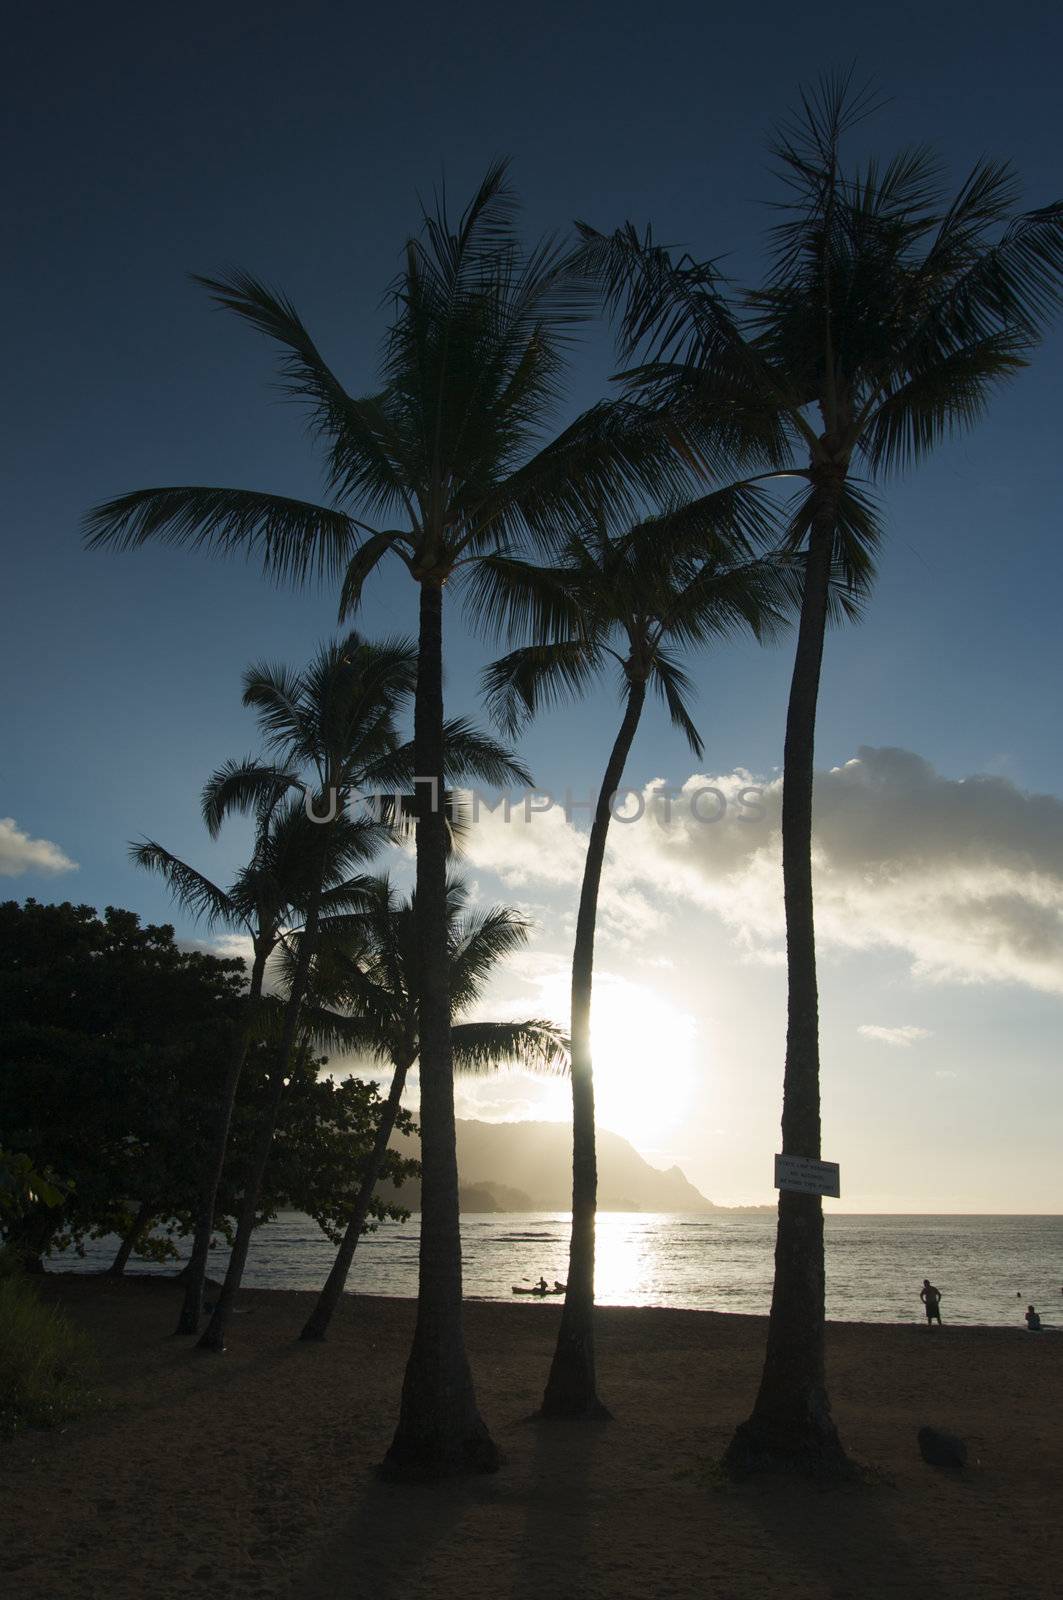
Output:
top-left (587, 975), bottom-right (699, 1147)
top-left (480, 967), bottom-right (702, 1153)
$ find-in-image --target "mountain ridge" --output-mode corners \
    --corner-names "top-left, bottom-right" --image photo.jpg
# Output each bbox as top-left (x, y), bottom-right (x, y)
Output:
top-left (388, 1117), bottom-right (720, 1212)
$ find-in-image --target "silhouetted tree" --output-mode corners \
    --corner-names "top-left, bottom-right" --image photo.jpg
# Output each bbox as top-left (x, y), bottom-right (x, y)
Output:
top-left (581, 73), bottom-right (1063, 1471)
top-left (191, 635), bottom-right (413, 1350)
top-left (84, 163), bottom-right (683, 1474)
top-left (298, 875), bottom-right (567, 1340)
top-left (132, 796), bottom-right (373, 1332)
top-left (0, 900), bottom-right (244, 1269)
top-left (481, 502), bottom-right (790, 1416)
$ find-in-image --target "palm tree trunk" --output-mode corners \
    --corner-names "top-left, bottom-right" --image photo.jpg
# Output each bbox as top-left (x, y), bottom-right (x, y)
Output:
top-left (541, 678), bottom-right (646, 1420)
top-left (108, 1200), bottom-right (153, 1277)
top-left (174, 944), bottom-right (268, 1335)
top-left (198, 895), bottom-right (322, 1352)
top-left (300, 1055), bottom-right (412, 1341)
top-left (381, 578), bottom-right (498, 1478)
top-left (725, 476), bottom-right (848, 1474)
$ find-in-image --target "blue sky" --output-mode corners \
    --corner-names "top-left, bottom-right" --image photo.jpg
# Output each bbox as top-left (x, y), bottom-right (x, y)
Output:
top-left (5, 1), bottom-right (1063, 1208)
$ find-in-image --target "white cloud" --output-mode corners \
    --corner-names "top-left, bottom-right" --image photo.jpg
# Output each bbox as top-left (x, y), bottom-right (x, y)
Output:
top-left (461, 747), bottom-right (1063, 995)
top-left (461, 792), bottom-right (667, 941)
top-left (857, 1024), bottom-right (932, 1048)
top-left (0, 817), bottom-right (78, 877)
top-left (185, 932), bottom-right (256, 966)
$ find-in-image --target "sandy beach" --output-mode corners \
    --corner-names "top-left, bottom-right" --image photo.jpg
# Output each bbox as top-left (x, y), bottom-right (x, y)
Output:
top-left (4, 1275), bottom-right (1061, 1600)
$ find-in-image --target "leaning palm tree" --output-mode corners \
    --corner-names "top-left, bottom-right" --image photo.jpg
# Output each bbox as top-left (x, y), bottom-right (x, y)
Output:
top-left (85, 163), bottom-right (688, 1475)
top-left (132, 798), bottom-right (371, 1334)
top-left (479, 499), bottom-right (796, 1417)
top-left (580, 75), bottom-right (1063, 1470)
top-left (196, 633), bottom-right (529, 1353)
top-left (192, 634), bottom-right (414, 1349)
top-left (298, 875), bottom-right (567, 1341)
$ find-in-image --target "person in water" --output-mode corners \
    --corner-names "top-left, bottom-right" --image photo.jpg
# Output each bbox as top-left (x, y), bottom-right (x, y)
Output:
top-left (920, 1278), bottom-right (943, 1326)
top-left (1025, 1305), bottom-right (1042, 1331)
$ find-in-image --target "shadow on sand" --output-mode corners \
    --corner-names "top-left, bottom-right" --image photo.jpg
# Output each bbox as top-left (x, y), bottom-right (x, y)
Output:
top-left (286, 1413), bottom-right (605, 1600)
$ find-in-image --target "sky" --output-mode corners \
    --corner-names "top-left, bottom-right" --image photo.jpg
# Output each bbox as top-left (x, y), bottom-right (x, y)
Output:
top-left (4, 1), bottom-right (1063, 1211)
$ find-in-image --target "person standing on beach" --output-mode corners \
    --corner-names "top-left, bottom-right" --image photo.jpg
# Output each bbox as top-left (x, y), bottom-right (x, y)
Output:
top-left (920, 1279), bottom-right (943, 1326)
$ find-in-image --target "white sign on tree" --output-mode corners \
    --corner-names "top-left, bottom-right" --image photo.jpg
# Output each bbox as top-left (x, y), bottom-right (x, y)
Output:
top-left (774, 1153), bottom-right (841, 1199)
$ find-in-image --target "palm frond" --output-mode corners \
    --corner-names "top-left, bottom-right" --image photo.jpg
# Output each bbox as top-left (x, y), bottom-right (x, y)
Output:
top-left (337, 531), bottom-right (408, 620)
top-left (129, 841), bottom-right (240, 932)
top-left (84, 486), bottom-right (361, 587)
top-left (482, 640), bottom-right (601, 738)
top-left (194, 271), bottom-right (414, 515)
top-left (463, 551), bottom-right (584, 646)
top-left (649, 652), bottom-right (704, 759)
top-left (201, 758), bottom-right (300, 838)
top-left (449, 903), bottom-right (531, 1012)
top-left (451, 1020), bottom-right (569, 1074)
top-left (860, 332), bottom-right (1028, 472)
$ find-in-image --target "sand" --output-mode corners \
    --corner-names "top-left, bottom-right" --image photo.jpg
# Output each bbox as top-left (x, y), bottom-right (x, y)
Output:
top-left (3, 1275), bottom-right (1061, 1600)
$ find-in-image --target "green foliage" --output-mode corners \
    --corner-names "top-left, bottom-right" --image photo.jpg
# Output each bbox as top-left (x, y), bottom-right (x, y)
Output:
top-left (267, 1059), bottom-right (419, 1242)
top-left (0, 899), bottom-right (246, 1264)
top-left (0, 1271), bottom-right (97, 1435)
top-left (0, 1149), bottom-right (68, 1221)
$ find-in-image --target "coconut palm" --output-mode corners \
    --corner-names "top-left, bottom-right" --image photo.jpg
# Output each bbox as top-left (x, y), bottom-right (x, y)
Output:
top-left (132, 798), bottom-right (372, 1334)
top-left (85, 164), bottom-right (687, 1475)
top-left (297, 876), bottom-right (567, 1341)
top-left (191, 635), bottom-right (415, 1349)
top-left (195, 633), bottom-right (529, 1352)
top-left (579, 75), bottom-right (1063, 1470)
top-left (479, 497), bottom-right (798, 1417)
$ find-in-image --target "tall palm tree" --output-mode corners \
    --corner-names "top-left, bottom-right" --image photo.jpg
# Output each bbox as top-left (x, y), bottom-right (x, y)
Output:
top-left (298, 875), bottom-right (567, 1341)
top-left (479, 499), bottom-right (794, 1417)
top-left (132, 798), bottom-right (370, 1334)
top-left (580, 75), bottom-right (1063, 1470)
top-left (85, 164), bottom-right (686, 1474)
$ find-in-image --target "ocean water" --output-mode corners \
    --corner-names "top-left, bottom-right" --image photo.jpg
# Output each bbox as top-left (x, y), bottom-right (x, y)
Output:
top-left (51, 1211), bottom-right (1063, 1328)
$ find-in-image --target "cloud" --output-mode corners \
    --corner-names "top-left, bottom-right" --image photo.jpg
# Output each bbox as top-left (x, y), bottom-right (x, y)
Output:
top-left (461, 792), bottom-right (667, 941)
top-left (185, 932), bottom-right (256, 966)
top-left (857, 1024), bottom-right (932, 1048)
top-left (0, 817), bottom-right (78, 877)
top-left (461, 748), bottom-right (1063, 995)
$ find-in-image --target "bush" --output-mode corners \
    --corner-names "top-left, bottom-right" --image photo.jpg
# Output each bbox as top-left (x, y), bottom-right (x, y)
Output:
top-left (0, 1268), bottom-right (97, 1434)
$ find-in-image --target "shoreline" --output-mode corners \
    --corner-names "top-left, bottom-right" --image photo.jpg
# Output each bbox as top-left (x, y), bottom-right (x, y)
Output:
top-left (44, 1268), bottom-right (1057, 1333)
top-left (4, 1274), bottom-right (1061, 1599)
top-left (44, 1263), bottom-right (1058, 1334)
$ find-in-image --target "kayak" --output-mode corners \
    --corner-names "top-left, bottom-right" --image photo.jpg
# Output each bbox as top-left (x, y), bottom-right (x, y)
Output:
top-left (512, 1284), bottom-right (566, 1296)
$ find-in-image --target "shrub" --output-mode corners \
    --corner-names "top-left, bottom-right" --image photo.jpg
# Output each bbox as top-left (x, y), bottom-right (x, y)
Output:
top-left (0, 1268), bottom-right (97, 1434)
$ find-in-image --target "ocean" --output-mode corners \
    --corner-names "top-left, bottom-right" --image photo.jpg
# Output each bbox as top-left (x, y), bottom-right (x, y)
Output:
top-left (52, 1210), bottom-right (1063, 1328)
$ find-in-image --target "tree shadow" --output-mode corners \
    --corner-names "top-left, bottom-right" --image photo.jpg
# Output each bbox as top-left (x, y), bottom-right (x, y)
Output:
top-left (730, 1468), bottom-right (943, 1599)
top-left (287, 1472), bottom-right (483, 1600)
top-left (285, 1412), bottom-right (606, 1600)
top-left (506, 1414), bottom-right (607, 1599)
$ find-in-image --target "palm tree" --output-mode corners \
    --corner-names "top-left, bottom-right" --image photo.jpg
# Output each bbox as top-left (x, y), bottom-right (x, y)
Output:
top-left (579, 75), bottom-right (1063, 1470)
top-left (194, 633), bottom-right (528, 1352)
top-left (191, 634), bottom-right (415, 1349)
top-left (85, 164), bottom-right (686, 1475)
top-left (479, 498), bottom-right (793, 1417)
top-left (132, 797), bottom-right (369, 1334)
top-left (298, 875), bottom-right (567, 1341)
